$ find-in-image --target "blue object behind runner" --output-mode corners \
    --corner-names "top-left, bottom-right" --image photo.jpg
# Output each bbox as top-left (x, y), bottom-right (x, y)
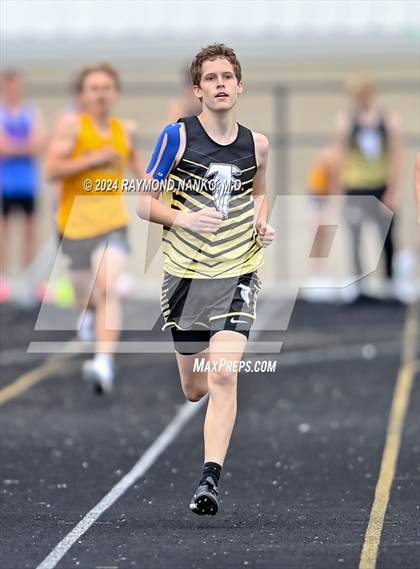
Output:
top-left (147, 122), bottom-right (181, 181)
top-left (0, 106), bottom-right (38, 197)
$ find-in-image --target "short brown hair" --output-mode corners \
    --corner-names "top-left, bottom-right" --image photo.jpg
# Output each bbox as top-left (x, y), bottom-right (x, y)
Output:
top-left (74, 63), bottom-right (121, 94)
top-left (346, 74), bottom-right (376, 97)
top-left (190, 43), bottom-right (242, 87)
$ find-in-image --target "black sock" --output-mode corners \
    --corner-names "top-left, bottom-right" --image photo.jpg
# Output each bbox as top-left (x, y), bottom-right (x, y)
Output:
top-left (200, 462), bottom-right (222, 486)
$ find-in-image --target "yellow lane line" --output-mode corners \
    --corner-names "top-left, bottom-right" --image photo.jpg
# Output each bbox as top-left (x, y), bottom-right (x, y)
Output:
top-left (0, 340), bottom-right (79, 406)
top-left (359, 303), bottom-right (419, 569)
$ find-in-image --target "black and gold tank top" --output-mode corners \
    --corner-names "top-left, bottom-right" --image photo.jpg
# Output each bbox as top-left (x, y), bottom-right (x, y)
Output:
top-left (162, 115), bottom-right (263, 278)
top-left (343, 112), bottom-right (389, 190)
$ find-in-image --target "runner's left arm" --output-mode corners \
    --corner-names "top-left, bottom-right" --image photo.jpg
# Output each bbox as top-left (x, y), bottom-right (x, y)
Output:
top-left (252, 132), bottom-right (275, 248)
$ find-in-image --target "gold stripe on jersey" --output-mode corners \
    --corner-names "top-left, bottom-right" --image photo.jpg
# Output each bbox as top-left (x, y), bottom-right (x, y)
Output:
top-left (175, 167), bottom-right (254, 188)
top-left (163, 219), bottom-right (256, 260)
top-left (162, 117), bottom-right (263, 278)
top-left (231, 186), bottom-right (253, 198)
top-left (163, 207), bottom-right (256, 247)
top-left (162, 321), bottom-right (209, 331)
top-left (229, 197), bottom-right (253, 214)
top-left (162, 200), bottom-right (261, 276)
top-left (182, 158), bottom-right (208, 170)
top-left (163, 225), bottom-right (257, 264)
top-left (170, 191), bottom-right (253, 217)
top-left (176, 168), bottom-right (206, 182)
top-left (182, 157), bottom-right (257, 177)
top-left (169, 187), bottom-right (254, 214)
top-left (162, 232), bottom-right (261, 276)
top-left (173, 190), bottom-right (210, 211)
top-left (164, 222), bottom-right (255, 253)
top-left (241, 165), bottom-right (257, 173)
top-left (168, 172), bottom-right (253, 199)
top-left (162, 243), bottom-right (262, 279)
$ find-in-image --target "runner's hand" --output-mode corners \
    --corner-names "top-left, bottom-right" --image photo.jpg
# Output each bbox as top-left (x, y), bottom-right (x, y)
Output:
top-left (87, 146), bottom-right (120, 169)
top-left (256, 221), bottom-right (275, 247)
top-left (183, 207), bottom-right (224, 233)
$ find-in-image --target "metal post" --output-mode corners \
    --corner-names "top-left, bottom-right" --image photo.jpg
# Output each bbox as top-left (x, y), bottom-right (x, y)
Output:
top-left (273, 84), bottom-right (289, 282)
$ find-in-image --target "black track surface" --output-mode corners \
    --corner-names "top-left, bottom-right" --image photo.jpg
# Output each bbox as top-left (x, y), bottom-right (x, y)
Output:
top-left (0, 298), bottom-right (418, 569)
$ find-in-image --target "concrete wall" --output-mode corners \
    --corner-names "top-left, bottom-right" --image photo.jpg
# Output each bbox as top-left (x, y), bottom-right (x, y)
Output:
top-left (7, 54), bottom-right (419, 290)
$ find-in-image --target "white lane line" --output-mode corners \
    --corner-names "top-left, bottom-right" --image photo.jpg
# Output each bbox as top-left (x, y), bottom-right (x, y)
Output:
top-left (35, 398), bottom-right (206, 569)
top-left (34, 337), bottom-right (400, 568)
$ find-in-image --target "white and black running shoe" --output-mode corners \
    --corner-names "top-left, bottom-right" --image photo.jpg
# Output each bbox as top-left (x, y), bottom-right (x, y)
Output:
top-left (189, 476), bottom-right (219, 516)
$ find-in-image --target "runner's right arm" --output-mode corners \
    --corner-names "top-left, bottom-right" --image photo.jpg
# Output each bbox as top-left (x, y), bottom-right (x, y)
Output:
top-left (136, 122), bottom-right (223, 233)
top-left (44, 114), bottom-right (120, 181)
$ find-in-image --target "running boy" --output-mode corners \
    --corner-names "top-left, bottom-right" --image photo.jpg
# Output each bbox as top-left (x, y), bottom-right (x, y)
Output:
top-left (137, 44), bottom-right (275, 515)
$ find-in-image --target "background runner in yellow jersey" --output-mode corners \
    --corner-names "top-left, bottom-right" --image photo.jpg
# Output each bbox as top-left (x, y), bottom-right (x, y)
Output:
top-left (45, 63), bottom-right (146, 393)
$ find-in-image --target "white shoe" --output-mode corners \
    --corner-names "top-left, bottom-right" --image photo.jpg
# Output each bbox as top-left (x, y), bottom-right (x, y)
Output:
top-left (77, 309), bottom-right (95, 342)
top-left (82, 358), bottom-right (114, 394)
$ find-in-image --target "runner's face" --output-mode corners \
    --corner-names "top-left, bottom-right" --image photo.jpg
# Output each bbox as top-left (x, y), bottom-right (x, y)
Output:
top-left (80, 72), bottom-right (118, 115)
top-left (194, 58), bottom-right (243, 112)
top-left (2, 76), bottom-right (22, 106)
top-left (353, 86), bottom-right (374, 110)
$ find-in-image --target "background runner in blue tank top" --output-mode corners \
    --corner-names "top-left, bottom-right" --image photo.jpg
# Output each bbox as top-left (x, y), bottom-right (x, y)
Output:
top-left (0, 70), bottom-right (45, 295)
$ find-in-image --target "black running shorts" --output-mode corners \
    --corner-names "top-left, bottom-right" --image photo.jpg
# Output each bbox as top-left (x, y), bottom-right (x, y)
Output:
top-left (161, 271), bottom-right (261, 354)
top-left (1, 195), bottom-right (36, 216)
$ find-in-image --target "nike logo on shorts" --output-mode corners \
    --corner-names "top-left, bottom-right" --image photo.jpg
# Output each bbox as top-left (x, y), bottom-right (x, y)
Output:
top-left (230, 318), bottom-right (248, 324)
